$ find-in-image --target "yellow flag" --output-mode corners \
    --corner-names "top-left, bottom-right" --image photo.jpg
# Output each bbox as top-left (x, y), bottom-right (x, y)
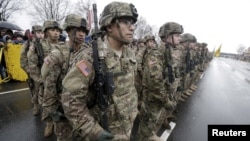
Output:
top-left (214, 44), bottom-right (222, 57)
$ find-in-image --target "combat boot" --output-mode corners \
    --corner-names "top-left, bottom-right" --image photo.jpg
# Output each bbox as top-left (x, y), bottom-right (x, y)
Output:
top-left (192, 84), bottom-right (198, 89)
top-left (178, 97), bottom-right (185, 102)
top-left (162, 119), bottom-right (171, 130)
top-left (187, 89), bottom-right (193, 93)
top-left (32, 104), bottom-right (40, 116)
top-left (167, 115), bottom-right (177, 122)
top-left (184, 91), bottom-right (192, 96)
top-left (189, 87), bottom-right (196, 91)
top-left (44, 121), bottom-right (54, 138)
top-left (181, 94), bottom-right (188, 99)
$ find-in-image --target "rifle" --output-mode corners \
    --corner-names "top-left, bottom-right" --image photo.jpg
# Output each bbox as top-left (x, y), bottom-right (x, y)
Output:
top-left (27, 73), bottom-right (34, 98)
top-left (34, 38), bottom-right (44, 68)
top-left (92, 3), bottom-right (114, 132)
top-left (167, 64), bottom-right (174, 83)
top-left (165, 44), bottom-right (174, 83)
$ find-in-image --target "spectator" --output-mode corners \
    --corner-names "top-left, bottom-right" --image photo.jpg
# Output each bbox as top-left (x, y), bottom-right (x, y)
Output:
top-left (13, 32), bottom-right (25, 44)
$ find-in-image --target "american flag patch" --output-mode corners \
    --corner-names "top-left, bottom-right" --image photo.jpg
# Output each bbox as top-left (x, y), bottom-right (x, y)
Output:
top-left (76, 60), bottom-right (91, 76)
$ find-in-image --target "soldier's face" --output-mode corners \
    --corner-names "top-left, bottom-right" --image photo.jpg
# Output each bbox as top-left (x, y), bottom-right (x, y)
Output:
top-left (190, 42), bottom-right (196, 49)
top-left (167, 33), bottom-right (181, 45)
top-left (35, 31), bottom-right (44, 39)
top-left (47, 28), bottom-right (60, 41)
top-left (108, 17), bottom-right (136, 43)
top-left (69, 28), bottom-right (86, 44)
top-left (146, 40), bottom-right (155, 48)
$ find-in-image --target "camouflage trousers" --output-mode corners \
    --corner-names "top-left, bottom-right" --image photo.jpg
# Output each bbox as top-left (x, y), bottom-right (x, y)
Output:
top-left (181, 73), bottom-right (190, 91)
top-left (31, 82), bottom-right (40, 105)
top-left (138, 102), bottom-right (165, 141)
top-left (38, 84), bottom-right (44, 105)
top-left (167, 78), bottom-right (181, 103)
top-left (190, 68), bottom-right (199, 85)
top-left (196, 66), bottom-right (201, 83)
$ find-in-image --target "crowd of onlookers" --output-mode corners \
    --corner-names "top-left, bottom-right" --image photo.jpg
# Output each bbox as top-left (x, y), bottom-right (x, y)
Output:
top-left (0, 28), bottom-right (26, 80)
top-left (0, 28), bottom-right (26, 47)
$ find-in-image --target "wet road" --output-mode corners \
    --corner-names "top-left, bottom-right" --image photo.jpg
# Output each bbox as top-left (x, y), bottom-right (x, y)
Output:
top-left (0, 82), bottom-right (56, 141)
top-left (0, 58), bottom-right (250, 141)
top-left (167, 58), bottom-right (250, 141)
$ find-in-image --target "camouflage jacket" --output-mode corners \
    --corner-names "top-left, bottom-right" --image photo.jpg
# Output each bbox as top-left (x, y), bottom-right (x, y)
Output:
top-left (141, 45), bottom-right (168, 105)
top-left (41, 42), bottom-right (89, 108)
top-left (136, 46), bottom-right (146, 72)
top-left (27, 39), bottom-right (56, 83)
top-left (61, 37), bottom-right (138, 140)
top-left (20, 41), bottom-right (30, 73)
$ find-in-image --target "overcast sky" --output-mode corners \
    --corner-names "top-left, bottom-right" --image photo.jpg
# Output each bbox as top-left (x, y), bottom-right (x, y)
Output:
top-left (11, 0), bottom-right (250, 53)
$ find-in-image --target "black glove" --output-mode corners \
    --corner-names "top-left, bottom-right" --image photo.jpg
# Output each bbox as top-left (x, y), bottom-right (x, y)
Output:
top-left (96, 130), bottom-right (114, 141)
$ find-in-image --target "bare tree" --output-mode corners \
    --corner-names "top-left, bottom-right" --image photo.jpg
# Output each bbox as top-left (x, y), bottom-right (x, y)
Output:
top-left (27, 0), bottom-right (71, 24)
top-left (0, 0), bottom-right (25, 21)
top-left (134, 16), bottom-right (153, 39)
top-left (74, 0), bottom-right (93, 18)
top-left (236, 44), bottom-right (246, 55)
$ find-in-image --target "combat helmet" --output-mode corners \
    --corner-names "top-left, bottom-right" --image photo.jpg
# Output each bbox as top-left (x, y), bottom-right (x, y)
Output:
top-left (132, 38), bottom-right (138, 43)
top-left (181, 33), bottom-right (197, 43)
top-left (63, 14), bottom-right (89, 34)
top-left (32, 25), bottom-right (42, 33)
top-left (201, 42), bottom-right (208, 47)
top-left (144, 35), bottom-right (155, 42)
top-left (138, 38), bottom-right (145, 43)
top-left (99, 1), bottom-right (139, 30)
top-left (159, 22), bottom-right (183, 38)
top-left (42, 20), bottom-right (62, 32)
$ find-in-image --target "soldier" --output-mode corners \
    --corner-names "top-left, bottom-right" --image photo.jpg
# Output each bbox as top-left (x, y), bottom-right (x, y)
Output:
top-left (158, 22), bottom-right (184, 129)
top-left (179, 33), bottom-right (197, 98)
top-left (199, 42), bottom-right (207, 72)
top-left (20, 25), bottom-right (44, 116)
top-left (27, 20), bottom-right (62, 138)
top-left (135, 37), bottom-right (147, 100)
top-left (61, 1), bottom-right (138, 141)
top-left (130, 38), bottom-right (138, 52)
top-left (137, 34), bottom-right (174, 141)
top-left (41, 14), bottom-right (89, 141)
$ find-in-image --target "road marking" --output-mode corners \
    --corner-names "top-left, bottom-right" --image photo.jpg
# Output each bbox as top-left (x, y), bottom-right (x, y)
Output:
top-left (0, 88), bottom-right (29, 95)
top-left (200, 73), bottom-right (204, 79)
top-left (160, 122), bottom-right (176, 140)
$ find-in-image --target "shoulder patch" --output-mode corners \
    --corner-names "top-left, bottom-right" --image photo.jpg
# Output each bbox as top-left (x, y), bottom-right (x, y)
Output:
top-left (76, 60), bottom-right (92, 77)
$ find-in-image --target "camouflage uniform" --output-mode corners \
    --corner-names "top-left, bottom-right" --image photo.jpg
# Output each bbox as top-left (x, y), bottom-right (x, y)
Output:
top-left (61, 2), bottom-right (138, 141)
top-left (138, 35), bottom-right (172, 141)
top-left (135, 37), bottom-right (147, 102)
top-left (158, 22), bottom-right (183, 129)
top-left (179, 33), bottom-right (197, 97)
top-left (130, 38), bottom-right (138, 53)
top-left (199, 43), bottom-right (207, 72)
top-left (28, 20), bottom-right (62, 138)
top-left (21, 25), bottom-right (43, 116)
top-left (41, 14), bottom-right (89, 141)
